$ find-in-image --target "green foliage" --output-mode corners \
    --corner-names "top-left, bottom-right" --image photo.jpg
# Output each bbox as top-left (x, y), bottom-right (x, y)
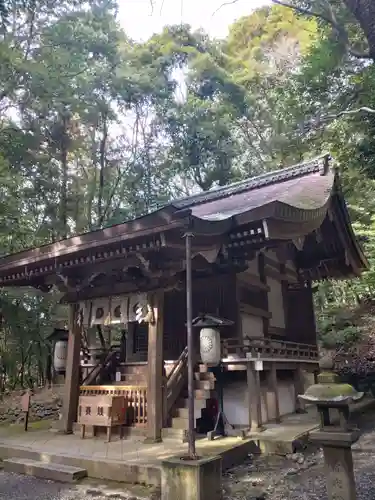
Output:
top-left (318, 307), bottom-right (362, 349)
top-left (0, 0), bottom-right (375, 388)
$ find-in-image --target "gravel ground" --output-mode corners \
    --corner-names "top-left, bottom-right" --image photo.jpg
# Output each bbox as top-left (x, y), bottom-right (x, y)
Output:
top-left (223, 408), bottom-right (375, 500)
top-left (260, 451), bottom-right (375, 500)
top-left (0, 472), bottom-right (156, 500)
top-left (0, 451), bottom-right (374, 500)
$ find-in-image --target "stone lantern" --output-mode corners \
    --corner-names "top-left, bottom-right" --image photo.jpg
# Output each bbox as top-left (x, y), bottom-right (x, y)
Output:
top-left (299, 355), bottom-right (363, 500)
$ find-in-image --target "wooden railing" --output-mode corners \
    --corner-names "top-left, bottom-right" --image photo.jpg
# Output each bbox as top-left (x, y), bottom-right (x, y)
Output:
top-left (165, 346), bottom-right (188, 420)
top-left (222, 337), bottom-right (319, 362)
top-left (79, 385), bottom-right (147, 427)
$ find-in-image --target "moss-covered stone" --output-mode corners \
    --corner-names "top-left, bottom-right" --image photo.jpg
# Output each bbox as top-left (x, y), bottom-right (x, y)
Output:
top-left (301, 382), bottom-right (363, 402)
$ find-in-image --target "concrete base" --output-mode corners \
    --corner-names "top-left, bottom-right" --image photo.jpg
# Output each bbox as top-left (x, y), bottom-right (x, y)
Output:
top-left (0, 432), bottom-right (256, 487)
top-left (3, 458), bottom-right (87, 483)
top-left (161, 455), bottom-right (222, 500)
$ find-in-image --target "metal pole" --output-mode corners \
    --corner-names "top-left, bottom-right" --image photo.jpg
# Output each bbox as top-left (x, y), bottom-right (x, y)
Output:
top-left (185, 231), bottom-right (196, 459)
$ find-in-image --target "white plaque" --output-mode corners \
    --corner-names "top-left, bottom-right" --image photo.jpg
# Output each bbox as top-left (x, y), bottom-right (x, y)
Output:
top-left (115, 371), bottom-right (121, 382)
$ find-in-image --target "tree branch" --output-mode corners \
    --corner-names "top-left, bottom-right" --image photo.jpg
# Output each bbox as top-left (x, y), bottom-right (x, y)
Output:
top-left (303, 106), bottom-right (375, 132)
top-left (327, 106), bottom-right (375, 119)
top-left (212, 0), bottom-right (240, 16)
top-left (271, 0), bottom-right (371, 59)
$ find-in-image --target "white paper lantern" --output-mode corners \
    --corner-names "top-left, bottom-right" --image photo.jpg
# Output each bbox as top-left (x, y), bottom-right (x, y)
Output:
top-left (199, 327), bottom-right (221, 366)
top-left (53, 340), bottom-right (68, 373)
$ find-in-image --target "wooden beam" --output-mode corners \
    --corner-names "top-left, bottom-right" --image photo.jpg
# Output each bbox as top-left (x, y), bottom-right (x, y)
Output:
top-left (62, 275), bottom-right (172, 303)
top-left (145, 291), bottom-right (164, 443)
top-left (264, 266), bottom-right (284, 282)
top-left (285, 267), bottom-right (298, 282)
top-left (62, 304), bottom-right (82, 434)
top-left (263, 255), bottom-right (280, 271)
top-left (239, 303), bottom-right (272, 319)
top-left (247, 363), bottom-right (263, 431)
top-left (268, 325), bottom-right (285, 337)
top-left (237, 273), bottom-right (270, 292)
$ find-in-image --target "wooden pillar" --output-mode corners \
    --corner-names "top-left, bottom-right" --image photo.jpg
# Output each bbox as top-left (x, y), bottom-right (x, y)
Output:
top-left (145, 292), bottom-right (164, 443)
top-left (293, 365), bottom-right (306, 413)
top-left (247, 362), bottom-right (263, 431)
top-left (62, 304), bottom-right (82, 434)
top-left (267, 363), bottom-right (281, 423)
top-left (258, 253), bottom-right (269, 336)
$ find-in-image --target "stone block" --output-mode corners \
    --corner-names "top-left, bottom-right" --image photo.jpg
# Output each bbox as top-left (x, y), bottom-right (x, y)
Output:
top-left (3, 458), bottom-right (87, 482)
top-left (323, 446), bottom-right (357, 500)
top-left (161, 455), bottom-right (222, 500)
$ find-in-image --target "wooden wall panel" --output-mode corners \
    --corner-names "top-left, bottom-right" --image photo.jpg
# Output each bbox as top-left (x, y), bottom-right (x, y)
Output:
top-left (163, 273), bottom-right (238, 359)
top-left (284, 283), bottom-right (317, 346)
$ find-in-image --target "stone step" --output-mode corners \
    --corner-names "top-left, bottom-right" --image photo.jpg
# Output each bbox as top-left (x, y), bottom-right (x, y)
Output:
top-left (119, 364), bottom-right (148, 376)
top-left (193, 389), bottom-right (215, 400)
top-left (194, 371), bottom-right (215, 381)
top-left (172, 417), bottom-right (189, 430)
top-left (177, 398), bottom-right (207, 410)
top-left (182, 389), bottom-right (213, 400)
top-left (174, 407), bottom-right (203, 420)
top-left (162, 428), bottom-right (207, 443)
top-left (171, 417), bottom-right (190, 430)
top-left (197, 364), bottom-right (209, 373)
top-left (194, 379), bottom-right (215, 390)
top-left (120, 373), bottom-right (147, 383)
top-left (3, 458), bottom-right (87, 483)
top-left (162, 427), bottom-right (188, 442)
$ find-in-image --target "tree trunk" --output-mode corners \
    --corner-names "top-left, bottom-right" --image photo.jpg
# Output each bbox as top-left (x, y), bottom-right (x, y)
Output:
top-left (343, 0), bottom-right (375, 60)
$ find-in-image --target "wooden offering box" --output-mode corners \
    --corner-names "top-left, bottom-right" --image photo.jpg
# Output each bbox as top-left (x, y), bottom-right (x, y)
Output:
top-left (78, 395), bottom-right (126, 442)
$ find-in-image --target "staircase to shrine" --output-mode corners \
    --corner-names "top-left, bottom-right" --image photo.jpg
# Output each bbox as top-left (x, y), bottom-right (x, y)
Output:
top-left (79, 348), bottom-right (217, 443)
top-left (162, 364), bottom-right (217, 442)
top-left (118, 362), bottom-right (148, 384)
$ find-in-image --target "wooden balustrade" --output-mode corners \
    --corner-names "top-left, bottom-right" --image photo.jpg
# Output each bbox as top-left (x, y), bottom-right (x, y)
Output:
top-left (79, 385), bottom-right (147, 427)
top-left (222, 336), bottom-right (318, 361)
top-left (165, 346), bottom-right (188, 421)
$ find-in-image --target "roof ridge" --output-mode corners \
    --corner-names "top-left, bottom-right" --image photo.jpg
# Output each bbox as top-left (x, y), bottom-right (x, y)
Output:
top-left (172, 153), bottom-right (331, 210)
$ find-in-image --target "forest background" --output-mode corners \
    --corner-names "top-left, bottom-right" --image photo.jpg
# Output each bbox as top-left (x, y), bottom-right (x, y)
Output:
top-left (0, 0), bottom-right (374, 388)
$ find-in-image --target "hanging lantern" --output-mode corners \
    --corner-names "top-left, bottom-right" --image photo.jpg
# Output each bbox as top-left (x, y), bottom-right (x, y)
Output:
top-left (200, 328), bottom-right (221, 366)
top-left (192, 314), bottom-right (234, 367)
top-left (53, 339), bottom-right (68, 373)
top-left (47, 328), bottom-right (68, 375)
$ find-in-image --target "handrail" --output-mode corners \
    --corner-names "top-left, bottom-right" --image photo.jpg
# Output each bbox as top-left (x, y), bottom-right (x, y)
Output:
top-left (165, 346), bottom-right (188, 420)
top-left (81, 349), bottom-right (119, 386)
top-left (167, 346), bottom-right (188, 384)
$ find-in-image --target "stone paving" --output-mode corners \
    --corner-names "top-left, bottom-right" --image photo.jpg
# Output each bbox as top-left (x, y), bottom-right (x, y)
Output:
top-left (0, 409), bottom-right (319, 482)
top-left (0, 428), bottom-right (251, 466)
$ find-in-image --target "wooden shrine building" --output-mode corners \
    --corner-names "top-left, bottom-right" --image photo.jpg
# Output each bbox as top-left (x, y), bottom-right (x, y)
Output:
top-left (0, 154), bottom-right (367, 442)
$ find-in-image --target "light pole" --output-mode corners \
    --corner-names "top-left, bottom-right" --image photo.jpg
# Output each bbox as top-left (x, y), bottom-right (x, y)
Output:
top-left (184, 231), bottom-right (196, 459)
